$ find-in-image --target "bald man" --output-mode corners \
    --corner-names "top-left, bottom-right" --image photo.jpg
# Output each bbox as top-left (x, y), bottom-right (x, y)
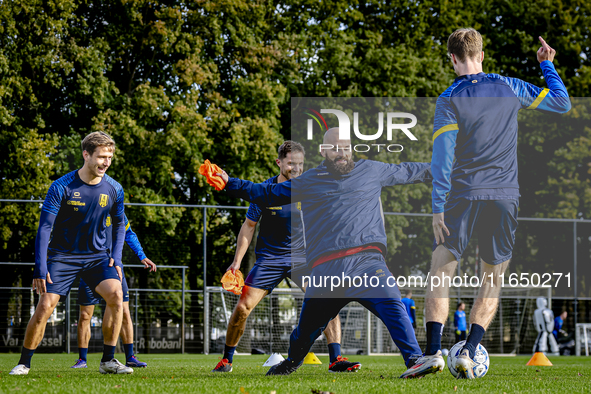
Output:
top-left (216, 128), bottom-right (440, 378)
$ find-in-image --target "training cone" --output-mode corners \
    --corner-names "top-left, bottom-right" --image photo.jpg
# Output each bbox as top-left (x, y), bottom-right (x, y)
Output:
top-left (526, 352), bottom-right (553, 366)
top-left (263, 353), bottom-right (285, 367)
top-left (303, 352), bottom-right (322, 365)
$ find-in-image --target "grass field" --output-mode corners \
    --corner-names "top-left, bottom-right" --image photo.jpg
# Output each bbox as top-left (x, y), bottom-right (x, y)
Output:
top-left (0, 353), bottom-right (589, 393)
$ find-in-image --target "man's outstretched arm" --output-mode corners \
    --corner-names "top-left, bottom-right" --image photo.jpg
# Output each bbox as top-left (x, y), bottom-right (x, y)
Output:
top-left (498, 36), bottom-right (571, 113)
top-left (380, 162), bottom-right (433, 187)
top-left (217, 171), bottom-right (295, 207)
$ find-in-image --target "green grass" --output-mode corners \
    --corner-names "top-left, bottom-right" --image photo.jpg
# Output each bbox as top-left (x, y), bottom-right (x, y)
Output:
top-left (0, 353), bottom-right (589, 393)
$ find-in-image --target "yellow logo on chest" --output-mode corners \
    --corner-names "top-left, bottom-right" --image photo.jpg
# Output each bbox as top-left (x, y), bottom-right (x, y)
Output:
top-left (99, 194), bottom-right (109, 207)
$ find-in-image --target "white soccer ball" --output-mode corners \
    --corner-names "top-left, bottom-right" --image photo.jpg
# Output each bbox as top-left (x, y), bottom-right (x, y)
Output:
top-left (447, 340), bottom-right (489, 378)
top-left (441, 348), bottom-right (449, 356)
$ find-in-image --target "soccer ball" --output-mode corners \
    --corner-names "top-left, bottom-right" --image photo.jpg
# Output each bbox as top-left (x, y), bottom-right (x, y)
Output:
top-left (447, 340), bottom-right (489, 378)
top-left (441, 348), bottom-right (449, 356)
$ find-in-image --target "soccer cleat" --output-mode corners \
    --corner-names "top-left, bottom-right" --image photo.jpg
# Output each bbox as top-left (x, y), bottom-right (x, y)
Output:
top-left (9, 364), bottom-right (30, 375)
top-left (399, 350), bottom-right (445, 379)
top-left (266, 359), bottom-right (303, 376)
top-left (211, 358), bottom-right (232, 373)
top-left (126, 355), bottom-right (147, 368)
top-left (328, 356), bottom-right (361, 372)
top-left (99, 358), bottom-right (134, 374)
top-left (71, 359), bottom-right (88, 368)
top-left (455, 349), bottom-right (477, 379)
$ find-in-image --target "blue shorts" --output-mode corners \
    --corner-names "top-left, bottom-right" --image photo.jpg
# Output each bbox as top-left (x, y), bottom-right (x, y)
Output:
top-left (244, 260), bottom-right (310, 293)
top-left (435, 199), bottom-right (519, 265)
top-left (78, 269), bottom-right (129, 305)
top-left (46, 254), bottom-right (120, 297)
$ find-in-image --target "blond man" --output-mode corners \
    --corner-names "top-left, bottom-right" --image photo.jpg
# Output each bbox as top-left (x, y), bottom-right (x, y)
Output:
top-left (407, 29), bottom-right (570, 379)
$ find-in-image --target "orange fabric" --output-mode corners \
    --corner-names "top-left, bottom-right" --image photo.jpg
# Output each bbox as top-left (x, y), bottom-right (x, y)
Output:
top-left (199, 160), bottom-right (226, 191)
top-left (221, 270), bottom-right (244, 295)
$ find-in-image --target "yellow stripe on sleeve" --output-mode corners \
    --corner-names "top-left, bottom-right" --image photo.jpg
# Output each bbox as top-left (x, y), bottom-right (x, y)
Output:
top-left (432, 123), bottom-right (459, 141)
top-left (125, 222), bottom-right (130, 231)
top-left (527, 88), bottom-right (550, 110)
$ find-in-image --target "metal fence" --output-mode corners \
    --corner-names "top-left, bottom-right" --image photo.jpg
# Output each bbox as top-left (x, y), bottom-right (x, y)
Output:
top-left (0, 279), bottom-right (556, 356)
top-left (1, 199), bottom-right (591, 354)
top-left (0, 263), bottom-right (197, 353)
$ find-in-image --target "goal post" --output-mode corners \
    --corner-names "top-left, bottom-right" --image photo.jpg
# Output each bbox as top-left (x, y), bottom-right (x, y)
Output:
top-left (205, 284), bottom-right (552, 356)
top-left (575, 323), bottom-right (591, 356)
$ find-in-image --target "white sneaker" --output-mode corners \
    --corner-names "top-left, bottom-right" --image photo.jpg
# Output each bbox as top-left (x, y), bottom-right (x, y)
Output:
top-left (455, 349), bottom-right (477, 379)
top-left (9, 364), bottom-right (30, 375)
top-left (399, 350), bottom-right (445, 379)
top-left (99, 358), bottom-right (134, 374)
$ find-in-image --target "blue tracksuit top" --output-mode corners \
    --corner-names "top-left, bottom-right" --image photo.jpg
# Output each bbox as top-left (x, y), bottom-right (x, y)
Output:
top-left (431, 60), bottom-right (571, 213)
top-left (34, 171), bottom-right (125, 278)
top-left (226, 160), bottom-right (432, 266)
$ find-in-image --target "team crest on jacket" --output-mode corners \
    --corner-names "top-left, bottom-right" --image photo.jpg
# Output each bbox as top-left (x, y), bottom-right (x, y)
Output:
top-left (99, 194), bottom-right (109, 207)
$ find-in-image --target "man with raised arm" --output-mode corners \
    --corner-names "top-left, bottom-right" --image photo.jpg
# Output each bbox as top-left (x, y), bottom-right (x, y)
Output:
top-left (10, 132), bottom-right (132, 375)
top-left (418, 29), bottom-right (570, 379)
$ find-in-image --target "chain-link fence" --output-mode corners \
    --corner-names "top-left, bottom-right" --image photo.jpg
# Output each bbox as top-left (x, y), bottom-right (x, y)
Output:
top-left (1, 200), bottom-right (591, 354)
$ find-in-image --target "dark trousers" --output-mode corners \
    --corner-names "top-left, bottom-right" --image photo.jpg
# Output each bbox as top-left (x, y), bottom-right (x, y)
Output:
top-left (288, 297), bottom-right (422, 367)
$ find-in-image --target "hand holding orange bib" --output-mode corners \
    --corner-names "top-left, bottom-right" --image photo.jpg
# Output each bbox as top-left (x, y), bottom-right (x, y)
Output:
top-left (221, 270), bottom-right (245, 295)
top-left (199, 160), bottom-right (226, 191)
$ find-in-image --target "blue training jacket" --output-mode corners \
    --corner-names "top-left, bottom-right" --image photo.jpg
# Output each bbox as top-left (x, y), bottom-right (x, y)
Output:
top-left (226, 160), bottom-right (432, 266)
top-left (431, 60), bottom-right (571, 213)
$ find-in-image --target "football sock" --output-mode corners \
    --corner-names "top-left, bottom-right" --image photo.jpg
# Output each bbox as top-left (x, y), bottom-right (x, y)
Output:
top-left (101, 345), bottom-right (116, 363)
top-left (79, 347), bottom-right (88, 362)
top-left (124, 343), bottom-right (134, 361)
top-left (18, 347), bottom-right (36, 368)
top-left (463, 324), bottom-right (485, 359)
top-left (425, 322), bottom-right (444, 355)
top-left (223, 345), bottom-right (236, 363)
top-left (328, 343), bottom-right (341, 363)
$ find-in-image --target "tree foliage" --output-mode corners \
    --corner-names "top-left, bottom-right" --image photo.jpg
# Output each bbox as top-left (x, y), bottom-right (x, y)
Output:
top-left (1, 0), bottom-right (591, 320)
